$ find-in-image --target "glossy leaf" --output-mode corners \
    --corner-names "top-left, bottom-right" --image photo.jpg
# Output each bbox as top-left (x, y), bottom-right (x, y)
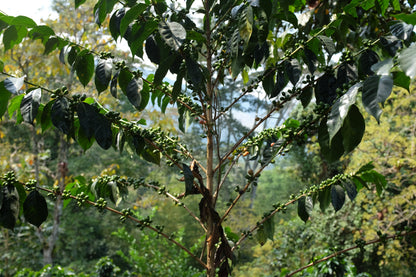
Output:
top-left (342, 179), bottom-right (357, 201)
top-left (77, 102), bottom-right (98, 139)
top-left (298, 196), bottom-right (313, 223)
top-left (8, 94), bottom-right (24, 123)
top-left (362, 75), bottom-right (393, 123)
top-left (110, 70), bottom-right (119, 98)
top-left (0, 185), bottom-right (20, 230)
top-left (95, 59), bottom-right (113, 93)
top-left (370, 58), bottom-right (393, 76)
top-left (109, 8), bottom-right (125, 41)
top-left (145, 35), bottom-right (161, 64)
top-left (75, 0), bottom-right (87, 8)
top-left (318, 186), bottom-right (331, 212)
top-left (4, 76), bottom-right (25, 94)
top-left (40, 100), bottom-right (53, 132)
top-left (317, 35), bottom-right (335, 58)
top-left (327, 83), bottom-right (362, 144)
top-left (125, 77), bottom-right (143, 110)
top-left (158, 21), bottom-right (186, 51)
top-left (315, 72), bottom-right (337, 105)
top-left (20, 88), bottom-right (41, 124)
top-left (398, 43), bottom-right (416, 79)
top-left (390, 21), bottom-right (413, 42)
top-left (23, 190), bottom-right (48, 228)
top-left (358, 50), bottom-right (379, 77)
top-left (380, 36), bottom-right (402, 57)
top-left (393, 71), bottom-right (410, 92)
top-left (51, 97), bottom-right (72, 135)
top-left (285, 59), bottom-right (301, 85)
top-left (318, 119), bottom-right (344, 162)
top-left (337, 63), bottom-right (357, 87)
top-left (74, 50), bottom-right (94, 87)
top-left (331, 185), bottom-right (345, 212)
top-left (94, 113), bottom-right (113, 150)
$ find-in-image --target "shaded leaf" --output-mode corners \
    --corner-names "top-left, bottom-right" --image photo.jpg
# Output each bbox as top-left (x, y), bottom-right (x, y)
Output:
top-left (318, 186), bottom-right (331, 212)
top-left (337, 63), bottom-right (357, 87)
top-left (95, 59), bottom-right (113, 93)
top-left (125, 77), bottom-right (143, 110)
top-left (304, 47), bottom-right (317, 74)
top-left (145, 35), bottom-right (161, 64)
top-left (285, 59), bottom-right (301, 85)
top-left (380, 36), bottom-right (402, 56)
top-left (120, 3), bottom-right (147, 36)
top-left (342, 179), bottom-right (357, 201)
top-left (3, 25), bottom-right (27, 51)
top-left (318, 119), bottom-right (344, 162)
top-left (77, 102), bottom-right (98, 139)
top-left (256, 225), bottom-right (267, 246)
top-left (40, 100), bottom-right (53, 132)
top-left (23, 190), bottom-right (48, 228)
top-left (110, 70), bottom-right (119, 98)
top-left (75, 50), bottom-right (94, 87)
top-left (20, 88), bottom-right (41, 124)
top-left (315, 72), bottom-right (337, 104)
top-left (341, 104), bottom-right (365, 153)
top-left (300, 86), bottom-right (313, 108)
top-left (263, 216), bottom-right (275, 241)
top-left (317, 35), bottom-right (335, 58)
top-left (0, 81), bottom-right (12, 118)
top-left (109, 8), bottom-right (125, 41)
top-left (298, 196), bottom-right (313, 223)
top-left (331, 185), bottom-right (345, 212)
top-left (141, 146), bottom-right (160, 165)
top-left (358, 50), bottom-right (379, 77)
top-left (183, 164), bottom-right (196, 196)
top-left (0, 185), bottom-right (20, 230)
top-left (94, 113), bottom-right (113, 150)
top-left (51, 97), bottom-right (72, 135)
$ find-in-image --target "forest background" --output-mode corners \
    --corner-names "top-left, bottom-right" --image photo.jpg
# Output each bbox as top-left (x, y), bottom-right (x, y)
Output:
top-left (0, 0), bottom-right (416, 276)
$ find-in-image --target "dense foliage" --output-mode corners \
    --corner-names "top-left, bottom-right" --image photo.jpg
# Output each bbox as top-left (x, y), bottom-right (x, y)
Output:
top-left (1, 0), bottom-right (416, 276)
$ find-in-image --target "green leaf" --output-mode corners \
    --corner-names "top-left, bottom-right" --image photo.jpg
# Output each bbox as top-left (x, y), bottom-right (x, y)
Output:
top-left (3, 25), bottom-right (27, 51)
top-left (362, 75), bottom-right (393, 122)
top-left (77, 102), bottom-right (98, 139)
top-left (141, 146), bottom-right (160, 165)
top-left (256, 225), bottom-right (267, 246)
top-left (318, 119), bottom-right (344, 162)
top-left (28, 25), bottom-right (55, 43)
top-left (0, 60), bottom-right (3, 72)
top-left (94, 0), bottom-right (118, 26)
top-left (95, 59), bottom-right (113, 93)
top-left (158, 21), bottom-right (186, 51)
top-left (331, 185), bottom-right (345, 212)
top-left (20, 88), bottom-right (41, 124)
top-left (44, 37), bottom-right (60, 55)
top-left (128, 19), bottom-right (158, 59)
top-left (298, 196), bottom-right (313, 223)
top-left (337, 63), bottom-right (358, 90)
top-left (393, 71), bottom-right (410, 92)
top-left (74, 50), bottom-right (94, 87)
top-left (51, 97), bottom-right (72, 135)
top-left (327, 83), bottom-right (362, 144)
top-left (263, 216), bottom-right (275, 241)
top-left (380, 36), bottom-right (402, 57)
top-left (41, 100), bottom-right (53, 132)
top-left (398, 43), bottom-right (416, 79)
top-left (8, 94), bottom-right (24, 121)
top-left (23, 190), bottom-right (48, 228)
top-left (393, 13), bottom-right (416, 25)
top-left (370, 58), bottom-right (393, 76)
top-left (360, 170), bottom-right (386, 196)
top-left (110, 70), bottom-right (119, 98)
top-left (0, 81), bottom-right (12, 118)
top-left (0, 185), bottom-right (20, 230)
top-left (303, 47), bottom-right (317, 74)
top-left (138, 80), bottom-right (150, 110)
top-left (377, 0), bottom-right (389, 15)
top-left (145, 35), bottom-right (161, 64)
top-left (341, 104), bottom-right (365, 153)
top-left (118, 68), bottom-right (133, 93)
top-left (120, 3), bottom-right (147, 36)
top-left (315, 72), bottom-right (337, 104)
top-left (183, 164), bottom-right (195, 196)
top-left (4, 76), bottom-right (25, 94)
top-left (10, 15), bottom-right (37, 27)
top-left (300, 86), bottom-right (313, 108)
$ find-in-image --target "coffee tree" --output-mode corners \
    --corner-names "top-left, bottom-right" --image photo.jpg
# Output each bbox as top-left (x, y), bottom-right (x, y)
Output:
top-left (1, 0), bottom-right (416, 276)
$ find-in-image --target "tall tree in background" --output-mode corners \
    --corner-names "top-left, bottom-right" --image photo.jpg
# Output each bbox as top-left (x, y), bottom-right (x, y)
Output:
top-left (1, 0), bottom-right (416, 276)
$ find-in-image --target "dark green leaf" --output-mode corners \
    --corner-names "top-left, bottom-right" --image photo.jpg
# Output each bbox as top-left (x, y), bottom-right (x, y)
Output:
top-left (331, 185), bottom-right (345, 212)
top-left (158, 21), bottom-right (186, 51)
top-left (0, 185), bottom-right (20, 230)
top-left (315, 72), bottom-right (337, 104)
top-left (398, 43), bottom-right (416, 79)
top-left (94, 113), bottom-right (113, 150)
top-left (141, 146), bottom-right (160, 165)
top-left (67, 46), bottom-right (79, 66)
top-left (298, 196), bottom-right (313, 223)
top-left (380, 36), bottom-right (402, 57)
top-left (8, 94), bottom-right (24, 122)
top-left (300, 86), bottom-right (313, 108)
top-left (137, 80), bottom-right (150, 111)
top-left (183, 163), bottom-right (195, 196)
top-left (285, 59), bottom-right (301, 85)
top-left (358, 50), bottom-right (379, 77)
top-left (20, 88), bottom-right (41, 124)
top-left (262, 68), bottom-right (274, 97)
top-left (327, 83), bottom-right (362, 144)
top-left (0, 81), bottom-right (12, 118)
top-left (74, 50), bottom-right (94, 87)
top-left (23, 190), bottom-right (48, 228)
top-left (256, 225), bottom-right (267, 246)
top-left (172, 72), bottom-right (184, 102)
top-left (304, 47), bottom-right (317, 74)
top-left (263, 216), bottom-right (275, 241)
top-left (145, 35), bottom-right (161, 64)
top-left (4, 76), bottom-right (25, 94)
top-left (110, 70), bottom-right (119, 98)
top-left (75, 0), bottom-right (87, 8)
top-left (125, 77), bottom-right (143, 110)
top-left (109, 8), bottom-right (125, 41)
top-left (118, 68), bottom-right (133, 93)
top-left (356, 161), bottom-right (375, 174)
top-left (318, 186), bottom-right (331, 212)
top-left (127, 19), bottom-right (158, 59)
top-left (28, 25), bottom-right (55, 43)
top-left (337, 63), bottom-right (357, 87)
top-left (120, 3), bottom-right (147, 36)
top-left (341, 104), bottom-right (365, 153)
top-left (360, 170), bottom-right (386, 196)
top-left (95, 59), bottom-right (113, 93)
top-left (77, 124), bottom-right (95, 151)
top-left (44, 37), bottom-right (60, 55)
top-left (318, 119), bottom-right (344, 162)
top-left (393, 13), bottom-right (416, 25)
top-left (10, 15), bottom-right (37, 27)
top-left (186, 57), bottom-right (204, 89)
top-left (362, 75), bottom-right (393, 122)
top-left (342, 179), bottom-right (357, 201)
top-left (51, 97), bottom-right (72, 135)
top-left (77, 102), bottom-right (98, 139)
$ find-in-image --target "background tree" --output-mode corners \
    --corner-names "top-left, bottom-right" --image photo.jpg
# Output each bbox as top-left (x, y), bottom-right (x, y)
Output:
top-left (1, 0), bottom-right (416, 276)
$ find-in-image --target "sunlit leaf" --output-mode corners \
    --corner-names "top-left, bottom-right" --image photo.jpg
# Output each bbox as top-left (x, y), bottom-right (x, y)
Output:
top-left (398, 43), bottom-right (416, 79)
top-left (20, 88), bottom-right (41, 124)
top-left (159, 21), bottom-right (186, 51)
top-left (95, 59), bottom-right (113, 93)
top-left (4, 76), bottom-right (25, 94)
top-left (362, 75), bottom-right (393, 122)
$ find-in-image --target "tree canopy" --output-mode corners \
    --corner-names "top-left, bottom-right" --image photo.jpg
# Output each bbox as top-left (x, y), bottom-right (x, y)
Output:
top-left (1, 0), bottom-right (416, 276)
